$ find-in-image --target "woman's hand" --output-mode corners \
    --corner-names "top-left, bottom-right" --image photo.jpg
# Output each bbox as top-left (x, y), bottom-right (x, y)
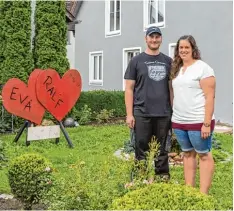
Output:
top-left (201, 125), bottom-right (211, 139)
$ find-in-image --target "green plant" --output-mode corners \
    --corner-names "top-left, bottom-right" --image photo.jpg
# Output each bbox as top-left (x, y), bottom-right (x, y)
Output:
top-left (0, 107), bottom-right (25, 134)
top-left (1, 1), bottom-right (33, 84)
top-left (170, 132), bottom-right (181, 153)
top-left (212, 149), bottom-right (229, 162)
top-left (0, 100), bottom-right (13, 134)
top-left (126, 136), bottom-right (160, 189)
top-left (96, 109), bottom-right (115, 123)
top-left (33, 1), bottom-right (69, 75)
top-left (83, 157), bottom-right (131, 210)
top-left (45, 161), bottom-right (90, 210)
top-left (110, 183), bottom-right (216, 210)
top-left (8, 153), bottom-right (54, 210)
top-left (0, 121), bottom-right (11, 134)
top-left (79, 104), bottom-right (92, 125)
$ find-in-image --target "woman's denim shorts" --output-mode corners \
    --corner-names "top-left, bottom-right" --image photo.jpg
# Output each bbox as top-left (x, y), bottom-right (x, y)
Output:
top-left (173, 129), bottom-right (212, 154)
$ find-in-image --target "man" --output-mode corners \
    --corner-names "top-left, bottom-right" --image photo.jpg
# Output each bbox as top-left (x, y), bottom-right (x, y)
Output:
top-left (124, 26), bottom-right (172, 182)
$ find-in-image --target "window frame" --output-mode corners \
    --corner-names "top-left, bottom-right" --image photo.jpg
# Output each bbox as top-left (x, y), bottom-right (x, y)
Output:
top-left (105, 0), bottom-right (121, 38)
top-left (122, 47), bottom-right (142, 90)
top-left (143, 0), bottom-right (165, 31)
top-left (89, 51), bottom-right (104, 86)
top-left (168, 43), bottom-right (176, 59)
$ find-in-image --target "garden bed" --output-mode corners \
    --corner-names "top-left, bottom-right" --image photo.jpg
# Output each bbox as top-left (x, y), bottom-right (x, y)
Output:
top-left (0, 125), bottom-right (232, 210)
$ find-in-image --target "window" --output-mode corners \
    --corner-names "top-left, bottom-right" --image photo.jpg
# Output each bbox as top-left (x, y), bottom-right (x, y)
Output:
top-left (89, 51), bottom-right (103, 86)
top-left (105, 0), bottom-right (121, 37)
top-left (143, 0), bottom-right (165, 29)
top-left (169, 43), bottom-right (176, 59)
top-left (122, 47), bottom-right (141, 90)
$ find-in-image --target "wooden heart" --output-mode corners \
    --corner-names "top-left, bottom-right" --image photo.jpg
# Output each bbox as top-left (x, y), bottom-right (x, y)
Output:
top-left (2, 69), bottom-right (45, 125)
top-left (36, 69), bottom-right (82, 121)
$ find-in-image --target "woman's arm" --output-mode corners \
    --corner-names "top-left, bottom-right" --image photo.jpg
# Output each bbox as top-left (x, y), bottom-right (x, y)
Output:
top-left (200, 76), bottom-right (216, 138)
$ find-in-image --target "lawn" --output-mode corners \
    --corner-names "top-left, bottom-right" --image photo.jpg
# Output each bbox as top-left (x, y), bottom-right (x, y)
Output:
top-left (0, 124), bottom-right (232, 210)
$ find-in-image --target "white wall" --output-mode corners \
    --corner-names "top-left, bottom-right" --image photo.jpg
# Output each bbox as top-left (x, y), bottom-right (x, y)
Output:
top-left (66, 31), bottom-right (75, 68)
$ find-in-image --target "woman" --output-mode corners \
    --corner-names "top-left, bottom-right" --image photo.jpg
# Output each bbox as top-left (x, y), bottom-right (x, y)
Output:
top-left (169, 35), bottom-right (216, 194)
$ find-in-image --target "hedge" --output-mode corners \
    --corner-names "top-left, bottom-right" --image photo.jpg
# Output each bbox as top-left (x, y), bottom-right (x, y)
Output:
top-left (0, 1), bottom-right (34, 84)
top-left (33, 1), bottom-right (69, 76)
top-left (0, 1), bottom-right (5, 84)
top-left (0, 90), bottom-right (125, 132)
top-left (72, 90), bottom-right (125, 120)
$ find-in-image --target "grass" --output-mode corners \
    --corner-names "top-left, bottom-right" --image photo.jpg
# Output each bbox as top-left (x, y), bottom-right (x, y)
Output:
top-left (0, 124), bottom-right (233, 210)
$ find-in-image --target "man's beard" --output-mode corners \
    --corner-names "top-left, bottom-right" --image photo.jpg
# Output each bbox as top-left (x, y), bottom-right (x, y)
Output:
top-left (148, 44), bottom-right (160, 51)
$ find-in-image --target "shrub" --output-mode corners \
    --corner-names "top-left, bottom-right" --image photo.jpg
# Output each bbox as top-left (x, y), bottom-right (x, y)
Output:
top-left (110, 183), bottom-right (216, 210)
top-left (0, 1), bottom-right (5, 84)
top-left (0, 1), bottom-right (33, 132)
top-left (0, 99), bottom-right (25, 133)
top-left (78, 105), bottom-right (92, 125)
top-left (96, 109), bottom-right (115, 123)
top-left (74, 90), bottom-right (125, 120)
top-left (33, 1), bottom-right (69, 76)
top-left (8, 153), bottom-right (54, 210)
top-left (1, 1), bottom-right (33, 84)
top-left (0, 98), bottom-right (13, 133)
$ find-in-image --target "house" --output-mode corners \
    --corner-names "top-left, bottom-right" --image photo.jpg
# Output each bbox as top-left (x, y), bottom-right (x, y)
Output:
top-left (71, 0), bottom-right (233, 125)
top-left (65, 1), bottom-right (83, 68)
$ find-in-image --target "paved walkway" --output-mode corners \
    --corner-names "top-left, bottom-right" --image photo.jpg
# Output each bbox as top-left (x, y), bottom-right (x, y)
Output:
top-left (214, 125), bottom-right (233, 134)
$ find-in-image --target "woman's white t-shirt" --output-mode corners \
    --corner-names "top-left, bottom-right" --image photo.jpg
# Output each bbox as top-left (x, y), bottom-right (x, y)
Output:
top-left (172, 60), bottom-right (215, 124)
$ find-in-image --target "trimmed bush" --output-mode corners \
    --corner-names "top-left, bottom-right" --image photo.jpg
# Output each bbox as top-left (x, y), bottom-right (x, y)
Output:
top-left (33, 1), bottom-right (69, 76)
top-left (0, 1), bottom-right (33, 84)
top-left (0, 1), bottom-right (5, 84)
top-left (8, 153), bottom-right (54, 210)
top-left (110, 183), bottom-right (216, 210)
top-left (73, 90), bottom-right (125, 120)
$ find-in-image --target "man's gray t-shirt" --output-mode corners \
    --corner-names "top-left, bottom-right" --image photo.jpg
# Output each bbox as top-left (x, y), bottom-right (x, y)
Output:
top-left (124, 52), bottom-right (172, 117)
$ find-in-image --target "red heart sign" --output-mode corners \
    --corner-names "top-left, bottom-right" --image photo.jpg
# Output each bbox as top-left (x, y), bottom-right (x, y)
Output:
top-left (2, 69), bottom-right (45, 125)
top-left (36, 69), bottom-right (82, 121)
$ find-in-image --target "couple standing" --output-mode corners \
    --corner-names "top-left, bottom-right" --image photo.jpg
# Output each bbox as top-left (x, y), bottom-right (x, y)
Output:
top-left (124, 26), bottom-right (216, 195)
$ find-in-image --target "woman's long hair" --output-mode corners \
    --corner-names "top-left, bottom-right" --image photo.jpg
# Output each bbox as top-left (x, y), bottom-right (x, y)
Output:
top-left (170, 35), bottom-right (201, 79)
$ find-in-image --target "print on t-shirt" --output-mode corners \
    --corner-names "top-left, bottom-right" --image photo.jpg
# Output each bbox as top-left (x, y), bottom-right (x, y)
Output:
top-left (145, 61), bottom-right (167, 82)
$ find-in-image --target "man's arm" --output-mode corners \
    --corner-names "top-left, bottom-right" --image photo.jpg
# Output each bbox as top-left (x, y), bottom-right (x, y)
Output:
top-left (125, 79), bottom-right (135, 128)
